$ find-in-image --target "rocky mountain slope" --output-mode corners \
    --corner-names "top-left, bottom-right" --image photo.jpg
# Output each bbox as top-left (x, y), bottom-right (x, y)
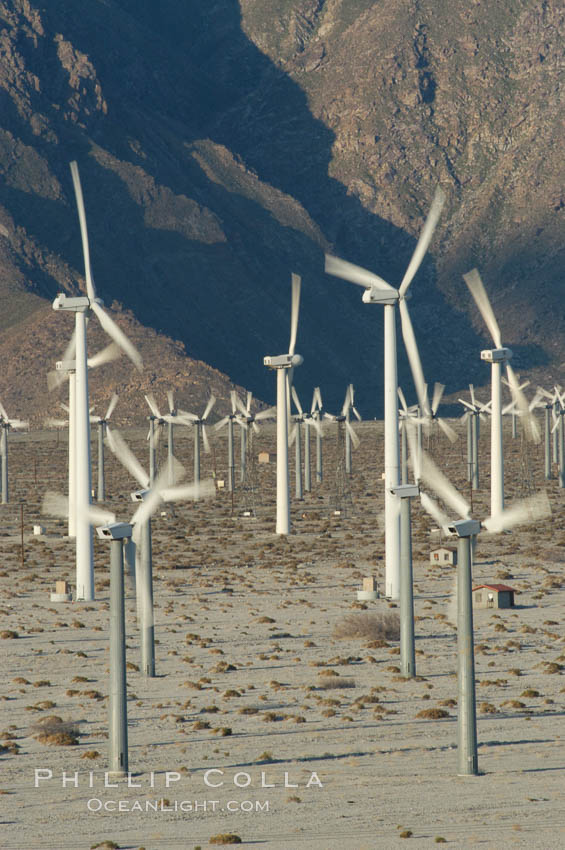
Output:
top-left (0, 0), bottom-right (562, 424)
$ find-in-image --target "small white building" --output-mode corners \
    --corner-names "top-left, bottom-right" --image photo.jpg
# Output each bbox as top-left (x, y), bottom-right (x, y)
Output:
top-left (258, 451), bottom-right (270, 464)
top-left (473, 584), bottom-right (516, 609)
top-left (430, 546), bottom-right (458, 566)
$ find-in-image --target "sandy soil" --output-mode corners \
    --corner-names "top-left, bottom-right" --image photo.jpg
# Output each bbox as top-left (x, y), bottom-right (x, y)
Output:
top-left (1, 420), bottom-right (564, 850)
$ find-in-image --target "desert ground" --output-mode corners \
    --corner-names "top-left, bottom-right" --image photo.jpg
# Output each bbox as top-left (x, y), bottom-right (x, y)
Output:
top-left (1, 418), bottom-right (565, 850)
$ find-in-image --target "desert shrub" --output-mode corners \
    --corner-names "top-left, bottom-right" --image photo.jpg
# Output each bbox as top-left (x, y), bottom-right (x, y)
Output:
top-left (31, 716), bottom-right (79, 746)
top-left (416, 708), bottom-right (450, 719)
top-left (333, 612), bottom-right (400, 641)
top-left (209, 834), bottom-right (242, 845)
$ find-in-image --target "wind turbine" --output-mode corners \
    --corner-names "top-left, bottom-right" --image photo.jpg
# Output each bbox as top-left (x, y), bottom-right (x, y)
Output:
top-left (463, 269), bottom-right (539, 517)
top-left (344, 384), bottom-right (362, 474)
top-left (181, 395), bottom-right (216, 485)
top-left (326, 186), bottom-right (446, 598)
top-left (52, 160), bottom-right (143, 601)
top-left (104, 427), bottom-right (215, 675)
top-left (424, 382), bottom-right (458, 446)
top-left (263, 273), bottom-right (303, 535)
top-left (214, 391), bottom-right (240, 492)
top-left (324, 387), bottom-right (361, 469)
top-left (458, 384), bottom-right (490, 490)
top-left (290, 388), bottom-right (322, 496)
top-left (311, 387), bottom-right (324, 484)
top-left (415, 447), bottom-right (550, 775)
top-left (92, 394), bottom-right (118, 501)
top-left (233, 392), bottom-right (275, 484)
top-left (0, 402), bottom-right (29, 504)
top-left (143, 394), bottom-right (166, 485)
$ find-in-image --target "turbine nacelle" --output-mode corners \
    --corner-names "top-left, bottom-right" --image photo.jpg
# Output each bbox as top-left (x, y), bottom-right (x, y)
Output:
top-left (263, 353), bottom-right (303, 369)
top-left (96, 521), bottom-right (133, 540)
top-left (56, 360), bottom-right (76, 372)
top-left (52, 293), bottom-right (103, 312)
top-left (131, 488), bottom-right (150, 503)
top-left (480, 347), bottom-right (512, 363)
top-left (361, 288), bottom-right (398, 305)
top-left (445, 519), bottom-right (482, 537)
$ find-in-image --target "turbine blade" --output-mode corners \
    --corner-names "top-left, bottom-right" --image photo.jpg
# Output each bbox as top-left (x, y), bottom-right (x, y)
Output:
top-left (463, 268), bottom-right (502, 349)
top-left (437, 417), bottom-right (458, 443)
top-left (289, 424), bottom-right (297, 447)
top-left (352, 405), bottom-right (362, 421)
top-left (482, 492), bottom-right (551, 534)
top-left (105, 426), bottom-right (149, 488)
top-left (159, 479), bottom-right (216, 503)
top-left (506, 362), bottom-right (541, 443)
top-left (469, 384), bottom-right (476, 406)
top-left (255, 406), bottom-right (275, 421)
top-left (167, 390), bottom-right (175, 414)
top-left (234, 392), bottom-right (247, 416)
top-left (214, 416), bottom-right (229, 431)
top-left (145, 393), bottom-right (161, 419)
top-left (104, 393), bottom-right (119, 421)
top-left (346, 421), bottom-right (360, 449)
top-left (420, 450), bottom-right (470, 519)
top-left (88, 341), bottom-right (121, 370)
top-left (399, 298), bottom-right (430, 416)
top-left (87, 505), bottom-right (116, 526)
top-left (288, 272), bottom-right (301, 356)
top-left (458, 398), bottom-right (475, 412)
top-left (202, 394), bottom-right (216, 422)
top-left (291, 386), bottom-right (304, 416)
top-left (420, 491), bottom-right (451, 528)
top-left (398, 387), bottom-right (409, 414)
top-left (431, 382), bottom-right (445, 415)
top-left (44, 417), bottom-right (68, 429)
top-left (325, 254), bottom-right (395, 291)
top-left (201, 425), bottom-right (211, 454)
top-left (90, 301), bottom-right (143, 371)
top-left (246, 391), bottom-right (252, 414)
top-left (398, 186), bottom-right (446, 296)
top-left (70, 161), bottom-right (96, 301)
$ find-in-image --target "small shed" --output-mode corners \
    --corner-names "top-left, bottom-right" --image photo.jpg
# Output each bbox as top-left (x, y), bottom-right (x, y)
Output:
top-left (472, 584), bottom-right (516, 609)
top-left (430, 546), bottom-right (457, 566)
top-left (258, 451), bottom-right (270, 464)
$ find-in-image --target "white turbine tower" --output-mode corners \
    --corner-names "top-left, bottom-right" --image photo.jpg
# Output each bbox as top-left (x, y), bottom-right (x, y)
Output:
top-left (326, 186), bottom-right (445, 598)
top-left (263, 273), bottom-right (303, 535)
top-left (52, 160), bottom-right (143, 601)
top-left (0, 402), bottom-right (29, 503)
top-left (463, 269), bottom-right (539, 516)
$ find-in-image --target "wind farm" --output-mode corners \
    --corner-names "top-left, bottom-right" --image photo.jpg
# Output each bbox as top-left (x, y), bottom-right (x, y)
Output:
top-left (0, 1), bottom-right (564, 848)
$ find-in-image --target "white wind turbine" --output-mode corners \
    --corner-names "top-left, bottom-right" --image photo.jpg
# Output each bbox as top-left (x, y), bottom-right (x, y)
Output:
top-left (415, 446), bottom-right (550, 776)
top-left (0, 402), bottom-right (29, 504)
top-left (263, 273), bottom-right (303, 535)
top-left (214, 391), bottom-right (241, 492)
top-left (289, 387), bottom-right (322, 497)
top-left (463, 269), bottom-right (540, 517)
top-left (326, 186), bottom-right (445, 598)
top-left (181, 395), bottom-right (216, 485)
top-left (233, 392), bottom-right (275, 484)
top-left (311, 387), bottom-right (324, 485)
top-left (344, 384), bottom-right (362, 474)
top-left (52, 160), bottom-right (143, 601)
top-left (323, 386), bottom-right (361, 469)
top-left (104, 427), bottom-right (215, 675)
top-left (423, 382), bottom-right (458, 445)
top-left (92, 394), bottom-right (118, 502)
